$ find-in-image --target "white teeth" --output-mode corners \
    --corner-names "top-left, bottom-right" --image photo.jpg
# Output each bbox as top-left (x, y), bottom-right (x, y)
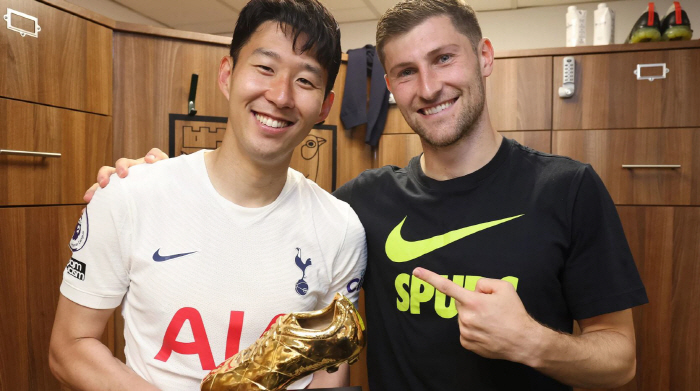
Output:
top-left (255, 113), bottom-right (291, 128)
top-left (423, 101), bottom-right (454, 115)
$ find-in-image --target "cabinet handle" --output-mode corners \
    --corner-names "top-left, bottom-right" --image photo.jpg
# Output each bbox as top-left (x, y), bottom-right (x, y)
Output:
top-left (0, 149), bottom-right (61, 158)
top-left (622, 164), bottom-right (680, 169)
top-left (4, 8), bottom-right (41, 38)
top-left (633, 63), bottom-right (669, 82)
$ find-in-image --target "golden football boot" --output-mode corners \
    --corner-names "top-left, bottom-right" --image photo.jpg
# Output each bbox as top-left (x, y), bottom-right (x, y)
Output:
top-left (201, 293), bottom-right (365, 391)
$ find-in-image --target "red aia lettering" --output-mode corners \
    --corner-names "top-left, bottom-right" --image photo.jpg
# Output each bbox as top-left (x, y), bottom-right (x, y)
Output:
top-left (154, 307), bottom-right (216, 370)
top-left (224, 311), bottom-right (245, 359)
top-left (156, 309), bottom-right (280, 368)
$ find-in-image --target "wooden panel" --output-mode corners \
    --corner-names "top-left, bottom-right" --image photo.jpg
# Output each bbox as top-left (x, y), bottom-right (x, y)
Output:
top-left (496, 39), bottom-right (700, 59)
top-left (486, 57), bottom-right (552, 131)
top-left (112, 33), bottom-right (230, 160)
top-left (377, 133), bottom-right (422, 168)
top-left (0, 98), bottom-right (113, 206)
top-left (382, 106), bottom-right (414, 134)
top-left (502, 131), bottom-right (551, 153)
top-left (583, 207), bottom-right (700, 391)
top-left (553, 49), bottom-right (700, 130)
top-left (670, 208), bottom-right (700, 389)
top-left (0, 0), bottom-right (112, 115)
top-left (613, 206), bottom-right (674, 391)
top-left (552, 129), bottom-right (700, 205)
top-left (325, 61), bottom-right (375, 188)
top-left (349, 290), bottom-right (369, 391)
top-left (0, 205), bottom-right (114, 390)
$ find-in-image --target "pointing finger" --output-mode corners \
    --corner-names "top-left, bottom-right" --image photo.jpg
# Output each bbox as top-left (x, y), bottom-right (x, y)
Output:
top-left (413, 267), bottom-right (473, 303)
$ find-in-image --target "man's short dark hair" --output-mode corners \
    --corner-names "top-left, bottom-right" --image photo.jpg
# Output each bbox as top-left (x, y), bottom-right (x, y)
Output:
top-left (376, 0), bottom-right (482, 66)
top-left (230, 0), bottom-right (341, 97)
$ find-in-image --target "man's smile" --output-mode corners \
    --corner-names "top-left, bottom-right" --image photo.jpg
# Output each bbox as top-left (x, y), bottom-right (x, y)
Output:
top-left (419, 97), bottom-right (457, 116)
top-left (253, 111), bottom-right (294, 129)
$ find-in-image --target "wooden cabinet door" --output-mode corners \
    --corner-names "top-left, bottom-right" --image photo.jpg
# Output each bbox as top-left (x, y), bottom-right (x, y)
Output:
top-left (0, 98), bottom-right (112, 206)
top-left (486, 56), bottom-right (552, 131)
top-left (0, 0), bottom-right (112, 115)
top-left (594, 206), bottom-right (700, 391)
top-left (553, 49), bottom-right (700, 130)
top-left (112, 33), bottom-right (228, 159)
top-left (552, 128), bottom-right (700, 205)
top-left (0, 206), bottom-right (115, 390)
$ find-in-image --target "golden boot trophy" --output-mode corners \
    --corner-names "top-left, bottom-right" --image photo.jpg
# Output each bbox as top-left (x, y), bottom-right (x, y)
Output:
top-left (201, 293), bottom-right (365, 390)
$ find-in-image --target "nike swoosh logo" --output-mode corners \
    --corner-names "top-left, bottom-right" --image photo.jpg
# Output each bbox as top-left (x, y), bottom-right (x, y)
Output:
top-left (385, 215), bottom-right (524, 263)
top-left (153, 249), bottom-right (198, 262)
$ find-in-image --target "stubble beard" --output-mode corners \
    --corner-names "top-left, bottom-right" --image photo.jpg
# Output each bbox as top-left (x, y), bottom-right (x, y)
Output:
top-left (409, 67), bottom-right (486, 148)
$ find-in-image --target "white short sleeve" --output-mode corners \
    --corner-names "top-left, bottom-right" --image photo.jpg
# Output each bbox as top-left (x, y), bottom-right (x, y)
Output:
top-left (60, 175), bottom-right (132, 309)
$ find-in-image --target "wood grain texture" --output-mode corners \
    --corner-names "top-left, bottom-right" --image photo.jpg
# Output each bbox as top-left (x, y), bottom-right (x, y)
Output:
top-left (552, 129), bottom-right (700, 205)
top-left (670, 207), bottom-right (700, 389)
top-left (0, 98), bottom-right (113, 206)
top-left (324, 61), bottom-right (375, 188)
top-left (377, 133), bottom-right (423, 168)
top-left (0, 205), bottom-right (116, 391)
top-left (112, 32), bottom-right (230, 159)
top-left (581, 206), bottom-right (700, 391)
top-left (348, 290), bottom-right (369, 391)
top-left (497, 39), bottom-right (700, 59)
top-left (615, 206), bottom-right (674, 391)
top-left (0, 0), bottom-right (112, 115)
top-left (553, 50), bottom-right (700, 130)
top-left (486, 57), bottom-right (552, 131)
top-left (382, 106), bottom-right (415, 135)
top-left (502, 131), bottom-right (551, 153)
top-left (38, 0), bottom-right (115, 28)
top-left (115, 22), bottom-right (231, 45)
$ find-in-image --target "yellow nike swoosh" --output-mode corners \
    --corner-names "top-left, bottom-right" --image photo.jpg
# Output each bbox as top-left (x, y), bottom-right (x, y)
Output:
top-left (385, 215), bottom-right (524, 263)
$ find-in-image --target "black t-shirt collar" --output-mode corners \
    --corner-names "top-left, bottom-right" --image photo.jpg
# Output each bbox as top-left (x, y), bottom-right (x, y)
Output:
top-left (407, 137), bottom-right (511, 192)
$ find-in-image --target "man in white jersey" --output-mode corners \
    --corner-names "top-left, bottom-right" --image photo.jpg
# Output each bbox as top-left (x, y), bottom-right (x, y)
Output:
top-left (48, 1), bottom-right (366, 390)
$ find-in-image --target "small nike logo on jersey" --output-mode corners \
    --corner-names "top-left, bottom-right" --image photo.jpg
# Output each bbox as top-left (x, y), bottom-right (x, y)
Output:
top-left (385, 215), bottom-right (524, 263)
top-left (153, 249), bottom-right (198, 262)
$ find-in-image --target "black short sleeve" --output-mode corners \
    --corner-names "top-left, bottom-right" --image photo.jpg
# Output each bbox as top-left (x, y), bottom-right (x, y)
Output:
top-left (562, 165), bottom-right (648, 320)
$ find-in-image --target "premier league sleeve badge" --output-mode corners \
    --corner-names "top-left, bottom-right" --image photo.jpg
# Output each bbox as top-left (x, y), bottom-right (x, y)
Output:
top-left (69, 209), bottom-right (89, 252)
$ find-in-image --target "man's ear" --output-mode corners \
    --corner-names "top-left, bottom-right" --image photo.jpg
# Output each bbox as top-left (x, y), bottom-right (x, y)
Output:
top-left (316, 91), bottom-right (335, 124)
top-left (384, 74), bottom-right (393, 93)
top-left (479, 38), bottom-right (495, 78)
top-left (218, 56), bottom-right (233, 100)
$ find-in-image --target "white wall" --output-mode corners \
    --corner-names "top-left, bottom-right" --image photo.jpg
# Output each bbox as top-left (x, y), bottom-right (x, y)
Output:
top-left (339, 0), bottom-right (700, 52)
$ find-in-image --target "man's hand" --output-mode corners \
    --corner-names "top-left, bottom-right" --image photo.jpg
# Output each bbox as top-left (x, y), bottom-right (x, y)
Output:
top-left (412, 267), bottom-right (542, 365)
top-left (84, 148), bottom-right (169, 202)
top-left (413, 267), bottom-right (638, 388)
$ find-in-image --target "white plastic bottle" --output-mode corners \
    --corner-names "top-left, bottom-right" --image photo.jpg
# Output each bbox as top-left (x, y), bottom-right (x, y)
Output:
top-left (566, 6), bottom-right (587, 47)
top-left (594, 3), bottom-right (615, 45)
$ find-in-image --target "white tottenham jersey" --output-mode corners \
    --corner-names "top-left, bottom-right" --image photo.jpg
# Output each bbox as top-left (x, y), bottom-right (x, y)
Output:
top-left (61, 150), bottom-right (367, 390)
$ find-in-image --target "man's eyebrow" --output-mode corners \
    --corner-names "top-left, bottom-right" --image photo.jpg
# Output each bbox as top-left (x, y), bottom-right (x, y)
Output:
top-left (251, 48), bottom-right (323, 79)
top-left (302, 63), bottom-right (323, 79)
top-left (388, 44), bottom-right (461, 75)
top-left (252, 48), bottom-right (281, 60)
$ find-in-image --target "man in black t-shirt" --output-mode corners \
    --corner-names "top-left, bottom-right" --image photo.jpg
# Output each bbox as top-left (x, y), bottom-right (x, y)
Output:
top-left (333, 0), bottom-right (646, 389)
top-left (90, 1), bottom-right (648, 389)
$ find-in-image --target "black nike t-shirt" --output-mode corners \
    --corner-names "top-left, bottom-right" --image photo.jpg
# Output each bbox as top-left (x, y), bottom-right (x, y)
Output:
top-left (333, 138), bottom-right (648, 391)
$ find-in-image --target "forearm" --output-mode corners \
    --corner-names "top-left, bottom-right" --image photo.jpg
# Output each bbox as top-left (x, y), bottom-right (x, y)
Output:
top-left (525, 326), bottom-right (636, 388)
top-left (49, 337), bottom-right (158, 391)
